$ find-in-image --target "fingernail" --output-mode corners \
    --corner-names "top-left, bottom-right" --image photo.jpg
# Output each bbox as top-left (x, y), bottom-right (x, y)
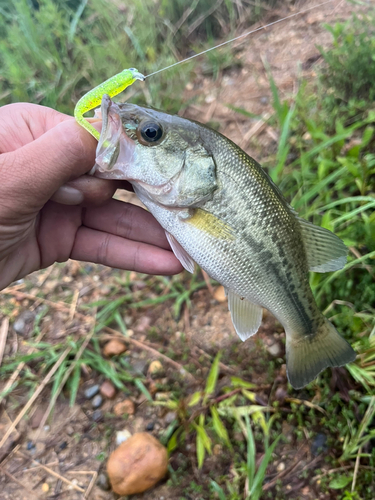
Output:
top-left (51, 185), bottom-right (84, 205)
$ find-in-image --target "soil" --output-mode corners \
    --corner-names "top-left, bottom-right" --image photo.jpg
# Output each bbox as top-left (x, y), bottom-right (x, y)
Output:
top-left (0, 1), bottom-right (360, 499)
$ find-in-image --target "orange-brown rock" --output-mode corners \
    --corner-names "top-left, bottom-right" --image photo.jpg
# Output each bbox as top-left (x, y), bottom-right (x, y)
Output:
top-left (103, 339), bottom-right (127, 357)
top-left (100, 380), bottom-right (116, 399)
top-left (113, 399), bottom-right (135, 416)
top-left (213, 285), bottom-right (226, 303)
top-left (107, 432), bottom-right (168, 495)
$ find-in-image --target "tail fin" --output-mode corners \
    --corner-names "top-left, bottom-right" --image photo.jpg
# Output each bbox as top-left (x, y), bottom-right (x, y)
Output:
top-left (286, 319), bottom-right (356, 389)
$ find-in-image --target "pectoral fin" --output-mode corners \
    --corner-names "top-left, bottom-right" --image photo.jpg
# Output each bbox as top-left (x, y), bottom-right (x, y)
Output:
top-left (228, 290), bottom-right (263, 341)
top-left (297, 217), bottom-right (348, 273)
top-left (165, 232), bottom-right (195, 274)
top-left (186, 209), bottom-right (234, 240)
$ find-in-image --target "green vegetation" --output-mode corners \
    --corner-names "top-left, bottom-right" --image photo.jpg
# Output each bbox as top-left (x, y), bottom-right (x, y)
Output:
top-left (1, 1), bottom-right (375, 499)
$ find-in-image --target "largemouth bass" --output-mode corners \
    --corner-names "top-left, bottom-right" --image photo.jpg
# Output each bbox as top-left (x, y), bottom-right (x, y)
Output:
top-left (93, 95), bottom-right (356, 389)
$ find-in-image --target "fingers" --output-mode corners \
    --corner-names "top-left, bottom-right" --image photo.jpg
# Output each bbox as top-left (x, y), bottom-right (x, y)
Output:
top-left (81, 199), bottom-right (171, 249)
top-left (71, 226), bottom-right (183, 275)
top-left (0, 103), bottom-right (71, 153)
top-left (0, 119), bottom-right (97, 212)
top-left (51, 176), bottom-right (119, 206)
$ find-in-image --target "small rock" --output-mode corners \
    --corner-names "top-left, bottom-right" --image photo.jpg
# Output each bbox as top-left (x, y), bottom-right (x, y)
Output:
top-left (275, 387), bottom-right (287, 402)
top-left (97, 472), bottom-right (110, 491)
top-left (92, 410), bottom-right (103, 422)
top-left (311, 433), bottom-right (328, 456)
top-left (277, 462), bottom-right (285, 472)
top-left (30, 407), bottom-right (45, 429)
top-left (213, 444), bottom-right (222, 456)
top-left (103, 339), bottom-right (127, 357)
top-left (132, 359), bottom-right (148, 375)
top-left (134, 316), bottom-right (151, 333)
top-left (58, 441), bottom-right (68, 451)
top-left (267, 343), bottom-right (281, 357)
top-left (26, 441), bottom-right (34, 451)
top-left (148, 360), bottom-right (163, 377)
top-left (107, 433), bottom-right (168, 495)
top-left (146, 421), bottom-right (155, 431)
top-left (114, 399), bottom-right (135, 416)
top-left (13, 311), bottom-right (35, 335)
top-left (116, 429), bottom-right (132, 446)
top-left (164, 411), bottom-right (177, 425)
top-left (92, 395), bottom-right (103, 409)
top-left (100, 380), bottom-right (116, 399)
top-left (66, 425), bottom-right (74, 436)
top-left (84, 384), bottom-right (100, 399)
top-left (213, 286), bottom-right (226, 303)
top-left (260, 96), bottom-right (269, 105)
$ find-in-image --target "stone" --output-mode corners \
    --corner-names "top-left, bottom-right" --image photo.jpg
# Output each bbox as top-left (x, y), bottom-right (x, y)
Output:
top-left (107, 433), bottom-right (168, 495)
top-left (13, 311), bottom-right (35, 335)
top-left (100, 380), bottom-right (116, 399)
top-left (213, 286), bottom-right (226, 303)
top-left (97, 472), bottom-right (110, 491)
top-left (164, 411), bottom-right (177, 425)
top-left (92, 410), bottom-right (103, 422)
top-left (267, 343), bottom-right (281, 357)
top-left (114, 399), bottom-right (135, 416)
top-left (146, 421), bottom-right (155, 431)
top-left (84, 384), bottom-right (100, 399)
top-left (92, 394), bottom-right (103, 408)
top-left (311, 433), bottom-right (328, 456)
top-left (103, 339), bottom-right (127, 357)
top-left (30, 407), bottom-right (45, 429)
top-left (116, 429), bottom-right (132, 446)
top-left (148, 360), bottom-right (164, 377)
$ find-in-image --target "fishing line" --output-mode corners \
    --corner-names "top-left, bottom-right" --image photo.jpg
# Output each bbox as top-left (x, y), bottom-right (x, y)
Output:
top-left (145, 0), bottom-right (336, 79)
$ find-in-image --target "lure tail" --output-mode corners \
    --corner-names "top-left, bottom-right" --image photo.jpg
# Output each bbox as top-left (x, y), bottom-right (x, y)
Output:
top-left (286, 319), bottom-right (356, 389)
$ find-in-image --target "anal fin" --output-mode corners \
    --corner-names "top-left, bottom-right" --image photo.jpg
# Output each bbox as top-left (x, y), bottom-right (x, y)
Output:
top-left (228, 290), bottom-right (263, 341)
top-left (165, 232), bottom-right (195, 274)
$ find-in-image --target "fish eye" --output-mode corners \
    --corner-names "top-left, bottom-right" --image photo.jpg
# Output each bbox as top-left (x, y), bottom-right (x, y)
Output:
top-left (137, 121), bottom-right (164, 145)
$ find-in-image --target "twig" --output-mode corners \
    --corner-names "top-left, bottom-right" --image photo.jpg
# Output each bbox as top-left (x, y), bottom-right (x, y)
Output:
top-left (69, 289), bottom-right (80, 321)
top-left (201, 269), bottom-right (215, 296)
top-left (5, 288), bottom-right (198, 383)
top-left (0, 317), bottom-right (9, 367)
top-left (85, 471), bottom-right (98, 498)
top-left (35, 322), bottom-right (96, 439)
top-left (352, 446), bottom-right (361, 492)
top-left (3, 290), bottom-right (75, 313)
top-left (105, 326), bottom-right (198, 383)
top-left (0, 444), bottom-right (21, 468)
top-left (22, 461), bottom-right (59, 472)
top-left (284, 397), bottom-right (326, 415)
top-left (16, 451), bottom-right (85, 493)
top-left (0, 346), bottom-right (71, 448)
top-left (1, 469), bottom-right (40, 498)
top-left (0, 329), bottom-right (46, 405)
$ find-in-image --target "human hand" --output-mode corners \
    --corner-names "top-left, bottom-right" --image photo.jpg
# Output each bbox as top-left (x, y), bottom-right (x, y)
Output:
top-left (0, 103), bottom-right (183, 290)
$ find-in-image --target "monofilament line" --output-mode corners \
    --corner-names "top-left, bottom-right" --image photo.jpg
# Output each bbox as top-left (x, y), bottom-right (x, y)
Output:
top-left (145, 0), bottom-right (335, 79)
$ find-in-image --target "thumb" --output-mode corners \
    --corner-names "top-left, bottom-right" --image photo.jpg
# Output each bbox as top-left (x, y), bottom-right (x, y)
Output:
top-left (1, 119), bottom-right (97, 212)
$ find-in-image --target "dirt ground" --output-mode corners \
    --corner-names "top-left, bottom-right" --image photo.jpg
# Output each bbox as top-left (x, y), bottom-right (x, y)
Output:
top-left (0, 1), bottom-right (359, 499)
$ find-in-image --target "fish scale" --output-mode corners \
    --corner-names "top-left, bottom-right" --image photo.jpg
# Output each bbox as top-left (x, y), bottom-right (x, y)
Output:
top-left (93, 96), bottom-right (356, 389)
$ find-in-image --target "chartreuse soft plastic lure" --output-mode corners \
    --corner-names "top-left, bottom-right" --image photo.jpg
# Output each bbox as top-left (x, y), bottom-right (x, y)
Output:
top-left (74, 68), bottom-right (145, 140)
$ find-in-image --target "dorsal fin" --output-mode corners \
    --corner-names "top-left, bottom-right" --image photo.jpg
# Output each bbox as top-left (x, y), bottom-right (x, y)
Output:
top-left (297, 217), bottom-right (348, 273)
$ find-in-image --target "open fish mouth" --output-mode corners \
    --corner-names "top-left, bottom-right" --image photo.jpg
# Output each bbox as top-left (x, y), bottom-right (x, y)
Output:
top-left (90, 96), bottom-right (137, 179)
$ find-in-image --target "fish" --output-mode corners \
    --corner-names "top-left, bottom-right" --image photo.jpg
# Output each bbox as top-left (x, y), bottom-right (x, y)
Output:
top-left (92, 94), bottom-right (356, 389)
